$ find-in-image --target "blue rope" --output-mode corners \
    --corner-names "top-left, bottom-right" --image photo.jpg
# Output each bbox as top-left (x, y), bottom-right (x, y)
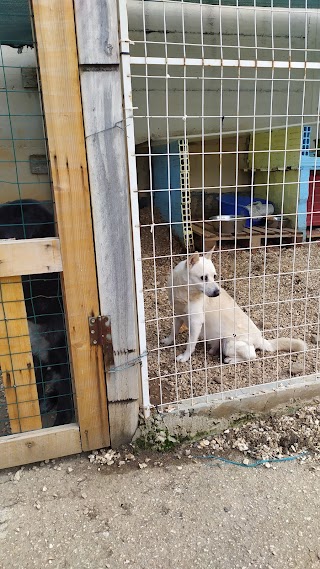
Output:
top-left (195, 452), bottom-right (308, 467)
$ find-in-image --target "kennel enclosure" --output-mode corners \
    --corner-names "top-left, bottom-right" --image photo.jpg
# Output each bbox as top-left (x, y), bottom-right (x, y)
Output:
top-left (119, 0), bottom-right (320, 415)
top-left (2, 0), bottom-right (320, 468)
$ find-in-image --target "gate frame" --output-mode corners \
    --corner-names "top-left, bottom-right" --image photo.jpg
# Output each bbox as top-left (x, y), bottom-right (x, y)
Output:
top-left (0, 0), bottom-right (132, 469)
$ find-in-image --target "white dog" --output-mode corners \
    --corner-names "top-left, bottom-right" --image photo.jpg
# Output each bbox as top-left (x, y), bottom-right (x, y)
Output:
top-left (163, 250), bottom-right (306, 364)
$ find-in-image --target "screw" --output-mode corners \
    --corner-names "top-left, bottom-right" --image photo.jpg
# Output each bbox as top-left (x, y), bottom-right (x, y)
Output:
top-left (92, 340), bottom-right (98, 345)
top-left (90, 318), bottom-right (96, 324)
top-left (91, 329), bottom-right (95, 334)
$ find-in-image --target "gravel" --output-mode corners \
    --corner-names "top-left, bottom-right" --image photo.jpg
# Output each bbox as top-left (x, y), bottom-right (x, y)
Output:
top-left (140, 208), bottom-right (320, 407)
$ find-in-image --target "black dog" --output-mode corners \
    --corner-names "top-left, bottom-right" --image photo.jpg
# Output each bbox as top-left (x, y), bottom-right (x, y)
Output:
top-left (0, 199), bottom-right (73, 426)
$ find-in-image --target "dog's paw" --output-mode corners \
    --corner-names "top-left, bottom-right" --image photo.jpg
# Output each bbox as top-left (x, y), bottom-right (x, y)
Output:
top-left (162, 336), bottom-right (173, 346)
top-left (176, 352), bottom-right (190, 363)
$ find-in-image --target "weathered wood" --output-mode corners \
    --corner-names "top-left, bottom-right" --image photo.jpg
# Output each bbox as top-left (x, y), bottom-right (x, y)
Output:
top-left (192, 222), bottom-right (304, 249)
top-left (0, 423), bottom-right (81, 469)
top-left (0, 276), bottom-right (41, 434)
top-left (32, 0), bottom-right (110, 451)
top-left (74, 0), bottom-right (119, 65)
top-left (0, 237), bottom-right (62, 277)
top-left (74, 1), bottom-right (141, 444)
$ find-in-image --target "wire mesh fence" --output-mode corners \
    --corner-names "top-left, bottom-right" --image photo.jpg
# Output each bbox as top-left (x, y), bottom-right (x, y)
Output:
top-left (120, 0), bottom-right (320, 415)
top-left (0, 11), bottom-right (73, 435)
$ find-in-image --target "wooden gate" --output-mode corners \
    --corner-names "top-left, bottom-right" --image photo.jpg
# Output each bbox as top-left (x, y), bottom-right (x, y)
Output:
top-left (0, 0), bottom-right (110, 469)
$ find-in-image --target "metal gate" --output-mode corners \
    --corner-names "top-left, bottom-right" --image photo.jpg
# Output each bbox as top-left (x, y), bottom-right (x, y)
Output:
top-left (119, 0), bottom-right (320, 416)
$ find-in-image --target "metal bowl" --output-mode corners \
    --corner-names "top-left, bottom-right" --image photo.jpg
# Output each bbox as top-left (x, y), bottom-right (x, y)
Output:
top-left (209, 215), bottom-right (245, 234)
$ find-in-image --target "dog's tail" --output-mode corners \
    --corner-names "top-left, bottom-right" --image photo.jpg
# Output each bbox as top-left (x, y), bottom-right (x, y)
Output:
top-left (262, 337), bottom-right (307, 353)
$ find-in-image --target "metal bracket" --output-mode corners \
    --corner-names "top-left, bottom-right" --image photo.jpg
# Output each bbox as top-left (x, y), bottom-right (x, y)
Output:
top-left (89, 315), bottom-right (114, 365)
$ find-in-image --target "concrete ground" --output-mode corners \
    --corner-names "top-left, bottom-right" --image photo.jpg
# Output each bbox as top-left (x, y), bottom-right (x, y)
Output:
top-left (1, 451), bottom-right (320, 569)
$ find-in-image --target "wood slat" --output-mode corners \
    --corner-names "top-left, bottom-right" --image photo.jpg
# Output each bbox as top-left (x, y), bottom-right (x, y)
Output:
top-left (193, 221), bottom-right (303, 249)
top-left (74, 0), bottom-right (141, 446)
top-left (32, 0), bottom-right (110, 451)
top-left (0, 276), bottom-right (41, 434)
top-left (0, 424), bottom-right (81, 469)
top-left (75, 0), bottom-right (119, 65)
top-left (0, 238), bottom-right (62, 277)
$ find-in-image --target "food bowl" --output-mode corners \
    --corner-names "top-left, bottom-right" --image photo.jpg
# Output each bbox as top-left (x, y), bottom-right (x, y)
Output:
top-left (209, 214), bottom-right (245, 234)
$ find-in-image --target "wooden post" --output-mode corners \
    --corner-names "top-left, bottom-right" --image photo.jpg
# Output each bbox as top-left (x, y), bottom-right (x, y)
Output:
top-left (32, 0), bottom-right (110, 451)
top-left (74, 0), bottom-right (141, 446)
top-left (0, 276), bottom-right (41, 433)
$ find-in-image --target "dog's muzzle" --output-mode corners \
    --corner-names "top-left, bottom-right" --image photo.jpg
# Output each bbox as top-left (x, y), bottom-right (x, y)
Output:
top-left (206, 287), bottom-right (220, 298)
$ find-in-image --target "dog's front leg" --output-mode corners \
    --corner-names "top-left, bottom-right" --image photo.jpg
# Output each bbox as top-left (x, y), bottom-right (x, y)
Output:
top-left (163, 316), bottom-right (183, 346)
top-left (176, 317), bottom-right (202, 363)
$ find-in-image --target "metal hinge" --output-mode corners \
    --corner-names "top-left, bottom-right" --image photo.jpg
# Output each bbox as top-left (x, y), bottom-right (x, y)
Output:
top-left (89, 315), bottom-right (114, 365)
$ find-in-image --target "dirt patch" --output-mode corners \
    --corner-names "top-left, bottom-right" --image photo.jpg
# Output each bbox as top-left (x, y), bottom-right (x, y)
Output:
top-left (140, 207), bottom-right (320, 408)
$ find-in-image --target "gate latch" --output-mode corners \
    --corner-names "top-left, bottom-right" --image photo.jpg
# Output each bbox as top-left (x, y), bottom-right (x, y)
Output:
top-left (89, 315), bottom-right (114, 365)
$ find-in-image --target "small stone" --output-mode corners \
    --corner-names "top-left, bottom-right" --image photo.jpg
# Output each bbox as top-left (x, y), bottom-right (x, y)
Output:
top-left (67, 467), bottom-right (73, 474)
top-left (201, 440), bottom-right (210, 447)
top-left (81, 493), bottom-right (87, 499)
top-left (311, 334), bottom-right (319, 345)
top-left (34, 503), bottom-right (41, 510)
top-left (264, 462), bottom-right (271, 469)
top-left (138, 463), bottom-right (147, 469)
top-left (42, 486), bottom-right (47, 492)
top-left (125, 453), bottom-right (135, 461)
top-left (176, 466), bottom-right (183, 471)
top-left (184, 449), bottom-right (191, 456)
top-left (118, 461), bottom-right (125, 467)
top-left (243, 458), bottom-right (250, 466)
top-left (13, 470), bottom-right (22, 482)
top-left (49, 544), bottom-right (53, 549)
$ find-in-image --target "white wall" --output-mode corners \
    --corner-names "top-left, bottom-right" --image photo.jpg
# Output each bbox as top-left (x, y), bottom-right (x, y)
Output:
top-left (127, 2), bottom-right (320, 145)
top-left (0, 46), bottom-right (51, 204)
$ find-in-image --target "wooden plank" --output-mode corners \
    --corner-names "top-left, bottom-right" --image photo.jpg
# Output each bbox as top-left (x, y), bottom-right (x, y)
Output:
top-left (0, 276), bottom-right (41, 433)
top-left (192, 223), bottom-right (213, 238)
top-left (195, 220), bottom-right (303, 250)
top-left (0, 238), bottom-right (62, 277)
top-left (75, 0), bottom-right (119, 65)
top-left (0, 424), bottom-right (81, 469)
top-left (32, 0), bottom-right (110, 451)
top-left (74, 5), bottom-right (141, 446)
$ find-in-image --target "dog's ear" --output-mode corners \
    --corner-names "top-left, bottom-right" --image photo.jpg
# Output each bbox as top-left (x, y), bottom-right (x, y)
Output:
top-left (188, 252), bottom-right (200, 267)
top-left (205, 246), bottom-right (215, 259)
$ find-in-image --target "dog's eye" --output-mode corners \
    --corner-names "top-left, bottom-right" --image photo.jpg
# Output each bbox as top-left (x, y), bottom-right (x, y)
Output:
top-left (200, 275), bottom-right (208, 282)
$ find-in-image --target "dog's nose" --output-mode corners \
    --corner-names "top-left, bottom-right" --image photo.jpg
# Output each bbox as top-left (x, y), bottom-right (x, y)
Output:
top-left (212, 289), bottom-right (220, 297)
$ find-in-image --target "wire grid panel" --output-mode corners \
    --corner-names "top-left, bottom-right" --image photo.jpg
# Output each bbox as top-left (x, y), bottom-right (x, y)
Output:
top-left (120, 0), bottom-right (320, 413)
top-left (0, 24), bottom-right (74, 435)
